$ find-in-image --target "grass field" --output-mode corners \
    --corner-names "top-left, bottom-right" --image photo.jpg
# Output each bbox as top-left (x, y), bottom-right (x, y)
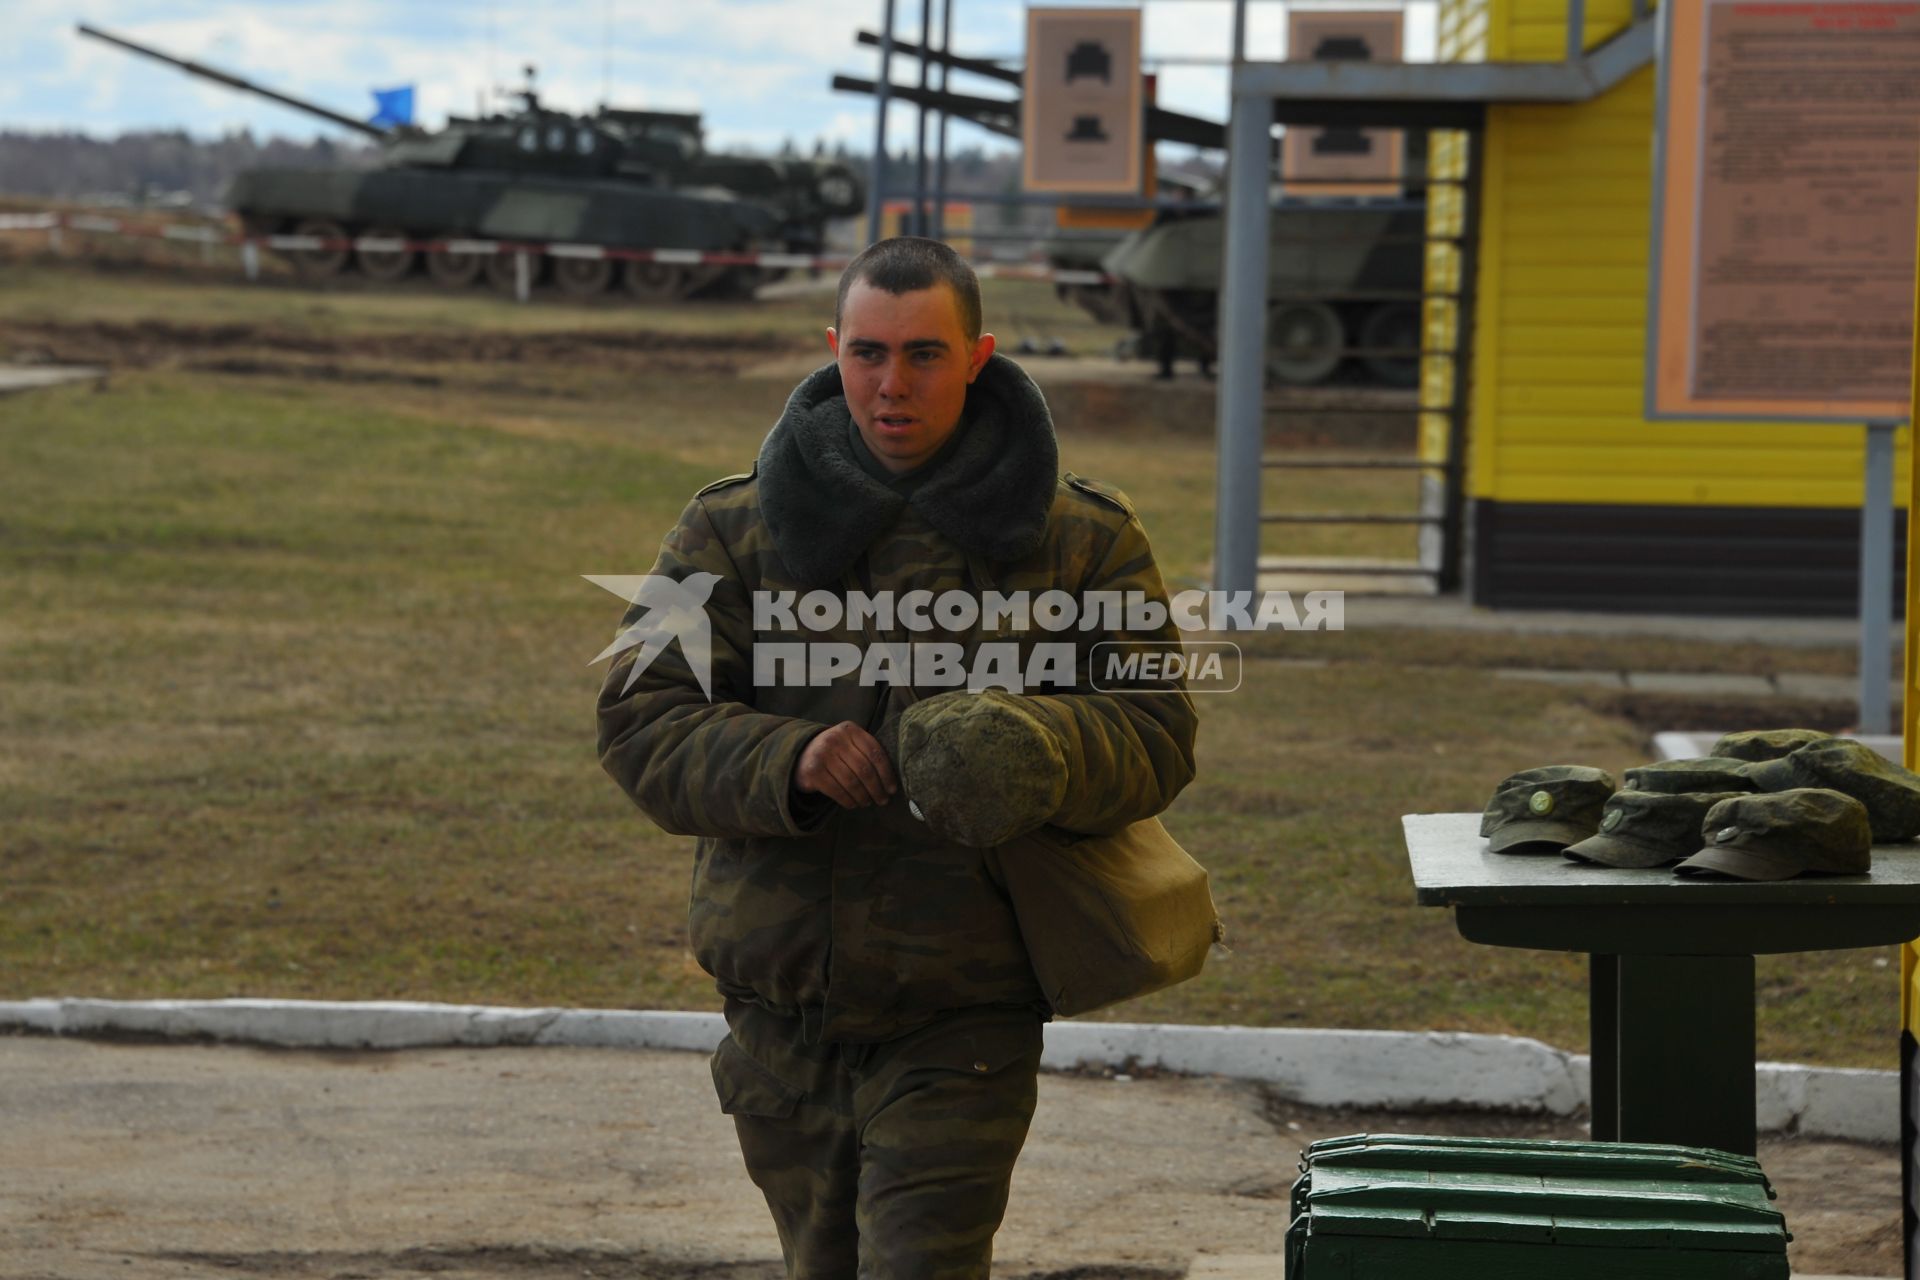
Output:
top-left (0, 258), bottom-right (1895, 1069)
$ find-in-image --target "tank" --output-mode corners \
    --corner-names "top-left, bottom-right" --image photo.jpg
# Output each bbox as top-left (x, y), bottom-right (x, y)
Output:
top-left (78, 23), bottom-right (864, 301)
top-left (830, 42), bottom-right (1424, 385)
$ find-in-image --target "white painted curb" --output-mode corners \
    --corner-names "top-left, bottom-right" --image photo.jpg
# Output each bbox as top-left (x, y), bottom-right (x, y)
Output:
top-left (0, 999), bottom-right (1895, 1144)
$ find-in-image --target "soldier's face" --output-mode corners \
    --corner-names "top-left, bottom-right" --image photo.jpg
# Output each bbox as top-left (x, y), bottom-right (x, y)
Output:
top-left (826, 281), bottom-right (995, 475)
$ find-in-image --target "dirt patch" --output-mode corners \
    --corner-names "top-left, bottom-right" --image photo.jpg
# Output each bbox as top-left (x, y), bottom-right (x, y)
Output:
top-left (186, 357), bottom-right (452, 388)
top-left (0, 319), bottom-right (804, 378)
top-left (142, 1248), bottom-right (784, 1279)
top-left (1033, 374), bottom-right (1420, 449)
top-left (1582, 690), bottom-right (1863, 736)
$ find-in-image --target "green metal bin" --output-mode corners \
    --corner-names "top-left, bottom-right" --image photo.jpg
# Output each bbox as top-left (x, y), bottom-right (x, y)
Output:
top-left (1286, 1134), bottom-right (1790, 1279)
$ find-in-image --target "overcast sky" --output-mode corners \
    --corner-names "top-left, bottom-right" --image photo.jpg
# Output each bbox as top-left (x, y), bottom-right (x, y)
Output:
top-left (11, 1), bottom-right (1435, 153)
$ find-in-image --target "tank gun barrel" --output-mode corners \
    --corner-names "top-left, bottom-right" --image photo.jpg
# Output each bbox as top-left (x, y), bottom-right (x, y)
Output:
top-left (830, 75), bottom-right (1020, 140)
top-left (855, 30), bottom-right (1021, 87)
top-left (76, 21), bottom-right (391, 141)
top-left (846, 31), bottom-right (1224, 150)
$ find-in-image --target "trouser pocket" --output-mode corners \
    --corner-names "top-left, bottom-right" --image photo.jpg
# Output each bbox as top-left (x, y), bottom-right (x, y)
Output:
top-left (710, 1033), bottom-right (804, 1120)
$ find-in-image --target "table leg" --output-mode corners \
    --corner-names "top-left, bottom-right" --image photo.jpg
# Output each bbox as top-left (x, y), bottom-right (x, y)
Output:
top-left (1589, 953), bottom-right (1618, 1142)
top-left (1614, 953), bottom-right (1757, 1156)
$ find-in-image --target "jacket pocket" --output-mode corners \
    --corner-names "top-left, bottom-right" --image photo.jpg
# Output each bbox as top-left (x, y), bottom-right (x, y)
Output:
top-left (904, 1009), bottom-right (1044, 1080)
top-left (709, 1034), bottom-right (805, 1119)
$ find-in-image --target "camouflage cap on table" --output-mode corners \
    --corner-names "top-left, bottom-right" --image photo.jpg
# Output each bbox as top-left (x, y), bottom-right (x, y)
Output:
top-left (897, 688), bottom-right (1069, 848)
top-left (1481, 765), bottom-right (1616, 854)
top-left (1564, 790), bottom-right (1749, 869)
top-left (1675, 788), bottom-right (1873, 881)
top-left (1709, 728), bottom-right (1833, 764)
top-left (1741, 738), bottom-right (1920, 842)
top-left (1622, 757), bottom-right (1757, 795)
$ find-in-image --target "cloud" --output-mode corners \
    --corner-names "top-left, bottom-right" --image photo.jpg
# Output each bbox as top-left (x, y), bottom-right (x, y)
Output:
top-left (7, 0), bottom-right (1434, 152)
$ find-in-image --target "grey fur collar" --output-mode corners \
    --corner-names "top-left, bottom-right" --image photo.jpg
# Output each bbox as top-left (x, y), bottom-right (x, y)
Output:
top-left (756, 353), bottom-right (1059, 587)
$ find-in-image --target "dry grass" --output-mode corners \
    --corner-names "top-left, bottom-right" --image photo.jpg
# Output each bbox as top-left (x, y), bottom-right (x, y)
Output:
top-left (0, 260), bottom-right (1894, 1068)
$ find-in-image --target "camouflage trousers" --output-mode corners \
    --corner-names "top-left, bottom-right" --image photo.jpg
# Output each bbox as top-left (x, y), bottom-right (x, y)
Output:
top-left (711, 997), bottom-right (1045, 1280)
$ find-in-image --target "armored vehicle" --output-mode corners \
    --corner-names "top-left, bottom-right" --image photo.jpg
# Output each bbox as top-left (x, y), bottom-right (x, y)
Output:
top-left (833, 32), bottom-right (1426, 385)
top-left (79, 23), bottom-right (864, 300)
top-left (1104, 201), bottom-right (1426, 387)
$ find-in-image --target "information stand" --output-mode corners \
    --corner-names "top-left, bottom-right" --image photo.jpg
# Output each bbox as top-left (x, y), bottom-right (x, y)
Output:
top-left (1648, 0), bottom-right (1919, 730)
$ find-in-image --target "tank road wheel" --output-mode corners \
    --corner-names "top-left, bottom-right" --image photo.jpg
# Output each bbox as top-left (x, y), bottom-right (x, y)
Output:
top-left (426, 240), bottom-right (485, 287)
top-left (1359, 302), bottom-right (1422, 389)
top-left (1265, 299), bottom-right (1345, 386)
top-left (485, 249), bottom-right (547, 295)
top-left (289, 218), bottom-right (350, 279)
top-left (622, 260), bottom-right (694, 303)
top-left (553, 255), bottom-right (615, 298)
top-left (354, 226), bottom-right (417, 283)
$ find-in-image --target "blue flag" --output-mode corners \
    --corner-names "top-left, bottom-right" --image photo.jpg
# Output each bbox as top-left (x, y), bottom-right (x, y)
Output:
top-left (369, 86), bottom-right (415, 129)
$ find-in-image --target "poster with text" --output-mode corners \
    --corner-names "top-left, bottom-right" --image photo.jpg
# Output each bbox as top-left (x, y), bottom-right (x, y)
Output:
top-left (1648, 0), bottom-right (1920, 421)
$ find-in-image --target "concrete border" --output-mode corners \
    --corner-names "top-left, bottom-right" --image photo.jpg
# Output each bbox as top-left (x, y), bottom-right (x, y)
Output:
top-left (0, 998), bottom-right (1895, 1143)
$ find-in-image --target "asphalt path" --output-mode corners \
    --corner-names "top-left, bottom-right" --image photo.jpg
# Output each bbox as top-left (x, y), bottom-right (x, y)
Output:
top-left (0, 1035), bottom-right (1898, 1279)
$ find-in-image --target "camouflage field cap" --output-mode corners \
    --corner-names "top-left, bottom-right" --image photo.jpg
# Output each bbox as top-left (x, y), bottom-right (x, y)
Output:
top-left (1741, 738), bottom-right (1920, 842)
top-left (1675, 788), bottom-right (1872, 881)
top-left (1564, 790), bottom-right (1748, 869)
top-left (1622, 757), bottom-right (1757, 795)
top-left (1480, 766), bottom-right (1616, 854)
top-left (897, 689), bottom-right (1069, 848)
top-left (1709, 728), bottom-right (1833, 764)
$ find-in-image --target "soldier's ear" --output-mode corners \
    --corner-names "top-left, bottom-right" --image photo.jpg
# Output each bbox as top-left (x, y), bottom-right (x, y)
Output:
top-left (967, 332), bottom-right (995, 382)
top-left (826, 327), bottom-right (840, 358)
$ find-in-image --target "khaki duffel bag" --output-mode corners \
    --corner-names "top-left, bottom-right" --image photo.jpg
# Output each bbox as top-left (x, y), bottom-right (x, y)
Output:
top-left (988, 817), bottom-right (1222, 1017)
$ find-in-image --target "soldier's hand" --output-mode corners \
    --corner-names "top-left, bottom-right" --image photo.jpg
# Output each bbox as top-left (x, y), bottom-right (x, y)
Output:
top-left (794, 721), bottom-right (899, 809)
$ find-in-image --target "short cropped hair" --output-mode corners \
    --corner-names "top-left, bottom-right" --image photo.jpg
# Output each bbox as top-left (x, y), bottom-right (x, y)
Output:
top-left (834, 236), bottom-right (983, 344)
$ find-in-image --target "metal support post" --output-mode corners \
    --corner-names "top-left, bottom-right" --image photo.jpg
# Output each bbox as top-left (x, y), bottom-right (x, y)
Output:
top-left (241, 239), bottom-right (261, 282)
top-left (1566, 0), bottom-right (1588, 61)
top-left (912, 0), bottom-right (933, 237)
top-left (931, 0), bottom-right (953, 241)
top-left (1588, 955), bottom-right (1618, 1141)
top-left (1612, 954), bottom-right (1757, 1156)
top-left (1212, 0), bottom-right (1269, 600)
top-left (1440, 128), bottom-right (1487, 596)
top-left (47, 224), bottom-right (62, 255)
top-left (515, 250), bottom-right (531, 303)
top-left (865, 0), bottom-right (898, 247)
top-left (1861, 420), bottom-right (1898, 735)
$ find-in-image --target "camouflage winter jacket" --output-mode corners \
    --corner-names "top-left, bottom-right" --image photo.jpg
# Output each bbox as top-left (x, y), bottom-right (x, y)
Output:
top-left (597, 354), bottom-right (1197, 1042)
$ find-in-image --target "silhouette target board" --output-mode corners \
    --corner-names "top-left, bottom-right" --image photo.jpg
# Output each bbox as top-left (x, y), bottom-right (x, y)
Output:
top-left (1023, 7), bottom-right (1144, 195)
top-left (1279, 10), bottom-right (1404, 198)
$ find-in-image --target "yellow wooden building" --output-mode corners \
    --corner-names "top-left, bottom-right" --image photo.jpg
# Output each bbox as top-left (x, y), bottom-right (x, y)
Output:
top-left (1424, 0), bottom-right (1910, 612)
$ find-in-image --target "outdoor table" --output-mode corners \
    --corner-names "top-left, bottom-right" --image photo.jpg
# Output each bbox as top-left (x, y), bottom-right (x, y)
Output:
top-left (1403, 812), bottom-right (1920, 1156)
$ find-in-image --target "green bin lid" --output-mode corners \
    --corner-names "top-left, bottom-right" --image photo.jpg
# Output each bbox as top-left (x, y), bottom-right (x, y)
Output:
top-left (1293, 1134), bottom-right (1788, 1253)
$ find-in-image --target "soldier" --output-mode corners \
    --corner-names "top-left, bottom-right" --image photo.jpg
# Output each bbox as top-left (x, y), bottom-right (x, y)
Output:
top-left (597, 236), bottom-right (1197, 1279)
